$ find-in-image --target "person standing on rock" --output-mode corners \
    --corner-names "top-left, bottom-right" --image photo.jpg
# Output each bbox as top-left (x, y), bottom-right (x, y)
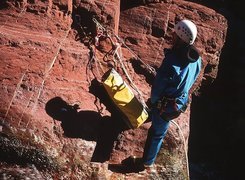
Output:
top-left (141, 19), bottom-right (202, 168)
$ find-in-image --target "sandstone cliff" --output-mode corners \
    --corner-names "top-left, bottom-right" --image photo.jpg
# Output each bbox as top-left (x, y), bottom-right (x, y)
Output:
top-left (0, 0), bottom-right (227, 179)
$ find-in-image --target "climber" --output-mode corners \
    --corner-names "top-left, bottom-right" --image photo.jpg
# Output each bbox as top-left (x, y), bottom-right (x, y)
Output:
top-left (140, 19), bottom-right (202, 169)
top-left (121, 19), bottom-right (202, 170)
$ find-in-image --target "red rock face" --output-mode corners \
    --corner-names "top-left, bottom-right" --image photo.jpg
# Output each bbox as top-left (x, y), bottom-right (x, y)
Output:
top-left (0, 0), bottom-right (227, 179)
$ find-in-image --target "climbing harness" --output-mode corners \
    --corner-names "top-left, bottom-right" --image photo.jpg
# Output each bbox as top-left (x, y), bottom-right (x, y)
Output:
top-left (155, 96), bottom-right (189, 121)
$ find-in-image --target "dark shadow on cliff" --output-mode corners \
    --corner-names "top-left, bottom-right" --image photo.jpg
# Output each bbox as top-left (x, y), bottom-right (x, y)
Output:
top-left (186, 0), bottom-right (244, 20)
top-left (89, 78), bottom-right (131, 162)
top-left (130, 58), bottom-right (156, 85)
top-left (0, 1), bottom-right (8, 10)
top-left (188, 25), bottom-right (232, 179)
top-left (45, 78), bottom-right (130, 162)
top-left (108, 156), bottom-right (145, 173)
top-left (120, 0), bottom-right (146, 11)
top-left (108, 163), bottom-right (144, 173)
top-left (71, 5), bottom-right (97, 46)
top-left (88, 78), bottom-right (132, 126)
top-left (188, 3), bottom-right (245, 179)
top-left (45, 97), bottom-right (100, 141)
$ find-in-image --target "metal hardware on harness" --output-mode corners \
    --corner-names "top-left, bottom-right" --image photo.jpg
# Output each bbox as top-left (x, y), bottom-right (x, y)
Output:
top-left (156, 97), bottom-right (176, 110)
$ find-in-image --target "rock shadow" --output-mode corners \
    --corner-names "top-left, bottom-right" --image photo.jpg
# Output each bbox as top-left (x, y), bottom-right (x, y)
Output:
top-left (130, 58), bottom-right (156, 85)
top-left (120, 0), bottom-right (145, 11)
top-left (45, 79), bottom-right (129, 162)
top-left (88, 78), bottom-right (131, 162)
top-left (71, 6), bottom-right (97, 46)
top-left (45, 97), bottom-right (100, 141)
top-left (0, 1), bottom-right (8, 10)
top-left (108, 156), bottom-right (144, 173)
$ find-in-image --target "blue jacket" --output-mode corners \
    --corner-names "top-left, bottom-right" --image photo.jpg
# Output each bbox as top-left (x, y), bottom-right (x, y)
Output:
top-left (151, 47), bottom-right (202, 113)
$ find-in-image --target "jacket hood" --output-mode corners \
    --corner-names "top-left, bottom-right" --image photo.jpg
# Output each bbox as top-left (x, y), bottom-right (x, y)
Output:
top-left (170, 45), bottom-right (200, 64)
top-left (186, 45), bottom-right (200, 63)
top-left (164, 45), bottom-right (200, 65)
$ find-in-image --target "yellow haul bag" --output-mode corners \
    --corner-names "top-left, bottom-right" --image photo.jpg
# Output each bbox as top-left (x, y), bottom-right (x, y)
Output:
top-left (102, 68), bottom-right (148, 129)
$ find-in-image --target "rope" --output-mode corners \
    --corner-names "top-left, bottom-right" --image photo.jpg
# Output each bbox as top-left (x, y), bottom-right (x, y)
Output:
top-left (171, 120), bottom-right (190, 179)
top-left (4, 71), bottom-right (27, 123)
top-left (93, 18), bottom-right (156, 76)
top-left (30, 27), bottom-right (71, 116)
top-left (86, 46), bottom-right (96, 85)
top-left (163, 4), bottom-right (172, 39)
top-left (114, 43), bottom-right (148, 109)
top-left (92, 18), bottom-right (151, 109)
top-left (114, 34), bottom-right (156, 76)
top-left (26, 24), bottom-right (70, 127)
top-left (2, 2), bottom-right (28, 123)
top-left (18, 91), bottom-right (35, 127)
top-left (73, 13), bottom-right (107, 114)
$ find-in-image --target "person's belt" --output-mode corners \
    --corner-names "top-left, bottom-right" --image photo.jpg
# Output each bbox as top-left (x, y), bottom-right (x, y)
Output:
top-left (155, 96), bottom-right (188, 113)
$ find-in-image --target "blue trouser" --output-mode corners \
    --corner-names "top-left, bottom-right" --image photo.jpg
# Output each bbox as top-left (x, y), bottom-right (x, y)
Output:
top-left (143, 108), bottom-right (170, 165)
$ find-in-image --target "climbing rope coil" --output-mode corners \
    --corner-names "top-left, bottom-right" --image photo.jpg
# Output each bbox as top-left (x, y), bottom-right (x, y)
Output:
top-left (92, 18), bottom-right (152, 109)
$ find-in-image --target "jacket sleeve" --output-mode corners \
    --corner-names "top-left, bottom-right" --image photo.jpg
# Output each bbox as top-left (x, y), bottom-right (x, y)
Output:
top-left (150, 57), bottom-right (176, 104)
